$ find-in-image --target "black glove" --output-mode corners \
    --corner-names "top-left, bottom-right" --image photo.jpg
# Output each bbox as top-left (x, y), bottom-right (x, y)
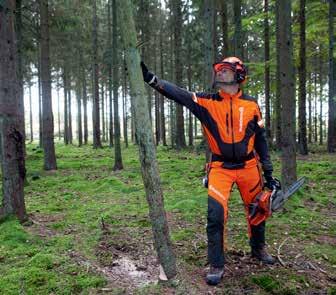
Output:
top-left (140, 61), bottom-right (156, 85)
top-left (264, 171), bottom-right (281, 191)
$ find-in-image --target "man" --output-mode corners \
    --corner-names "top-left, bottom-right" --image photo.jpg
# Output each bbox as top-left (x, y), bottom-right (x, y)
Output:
top-left (141, 57), bottom-right (279, 285)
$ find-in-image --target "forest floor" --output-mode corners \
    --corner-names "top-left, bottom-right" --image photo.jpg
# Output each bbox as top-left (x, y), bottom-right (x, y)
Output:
top-left (0, 142), bottom-right (335, 295)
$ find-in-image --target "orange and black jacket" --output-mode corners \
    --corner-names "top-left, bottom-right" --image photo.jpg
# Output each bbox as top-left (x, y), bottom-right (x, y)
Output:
top-left (149, 77), bottom-right (273, 172)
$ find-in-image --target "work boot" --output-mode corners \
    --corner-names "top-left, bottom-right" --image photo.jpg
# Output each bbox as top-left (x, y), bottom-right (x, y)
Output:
top-left (206, 265), bottom-right (224, 285)
top-left (251, 246), bottom-right (276, 264)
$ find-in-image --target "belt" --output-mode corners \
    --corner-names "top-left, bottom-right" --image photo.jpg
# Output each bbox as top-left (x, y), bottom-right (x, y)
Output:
top-left (212, 151), bottom-right (255, 165)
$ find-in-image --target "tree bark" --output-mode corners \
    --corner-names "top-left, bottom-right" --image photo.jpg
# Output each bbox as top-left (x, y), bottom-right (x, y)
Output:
top-left (172, 0), bottom-right (186, 149)
top-left (92, 0), bottom-right (102, 148)
top-left (233, 0), bottom-right (243, 58)
top-left (328, 0), bottom-right (336, 152)
top-left (118, 0), bottom-right (177, 279)
top-left (220, 0), bottom-right (229, 57)
top-left (108, 0), bottom-right (114, 148)
top-left (63, 67), bottom-right (69, 144)
top-left (68, 88), bottom-right (73, 144)
top-left (39, 0), bottom-right (57, 170)
top-left (29, 82), bottom-right (33, 142)
top-left (83, 71), bottom-right (88, 145)
top-left (77, 85), bottom-right (83, 147)
top-left (112, 0), bottom-right (123, 170)
top-left (277, 0), bottom-right (297, 189)
top-left (298, 0), bottom-right (308, 155)
top-left (264, 0), bottom-right (271, 142)
top-left (0, 0), bottom-right (27, 222)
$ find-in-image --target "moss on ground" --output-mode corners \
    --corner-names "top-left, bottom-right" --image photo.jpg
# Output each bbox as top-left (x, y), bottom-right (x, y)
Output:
top-left (0, 142), bottom-right (335, 294)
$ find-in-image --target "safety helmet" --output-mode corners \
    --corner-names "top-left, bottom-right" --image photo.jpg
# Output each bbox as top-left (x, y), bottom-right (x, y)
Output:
top-left (213, 56), bottom-right (247, 85)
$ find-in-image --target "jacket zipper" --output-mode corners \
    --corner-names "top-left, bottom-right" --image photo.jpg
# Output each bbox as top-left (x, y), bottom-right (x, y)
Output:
top-left (226, 113), bottom-right (229, 135)
top-left (230, 97), bottom-right (236, 160)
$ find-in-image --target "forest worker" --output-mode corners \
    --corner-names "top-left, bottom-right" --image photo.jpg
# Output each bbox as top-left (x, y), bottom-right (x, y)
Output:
top-left (141, 57), bottom-right (279, 286)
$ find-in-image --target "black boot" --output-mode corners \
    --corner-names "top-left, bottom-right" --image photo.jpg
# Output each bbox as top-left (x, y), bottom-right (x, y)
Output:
top-left (250, 221), bottom-right (276, 265)
top-left (251, 246), bottom-right (275, 264)
top-left (206, 266), bottom-right (224, 285)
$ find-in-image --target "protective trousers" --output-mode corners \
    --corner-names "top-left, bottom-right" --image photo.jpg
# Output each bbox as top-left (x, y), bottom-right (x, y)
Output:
top-left (206, 162), bottom-right (266, 268)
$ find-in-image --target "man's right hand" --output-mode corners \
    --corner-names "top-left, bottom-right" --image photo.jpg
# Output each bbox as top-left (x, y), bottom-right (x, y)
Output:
top-left (140, 61), bottom-right (156, 85)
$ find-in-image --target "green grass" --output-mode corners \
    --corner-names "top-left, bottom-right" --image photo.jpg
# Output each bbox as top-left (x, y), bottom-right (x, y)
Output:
top-left (0, 142), bottom-right (335, 293)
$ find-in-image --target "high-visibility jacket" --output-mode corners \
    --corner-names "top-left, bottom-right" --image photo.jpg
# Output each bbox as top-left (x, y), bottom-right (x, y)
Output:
top-left (149, 78), bottom-right (273, 172)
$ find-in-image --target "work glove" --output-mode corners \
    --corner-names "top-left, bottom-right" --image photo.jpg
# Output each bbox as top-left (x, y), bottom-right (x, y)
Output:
top-left (140, 61), bottom-right (156, 85)
top-left (263, 171), bottom-right (281, 191)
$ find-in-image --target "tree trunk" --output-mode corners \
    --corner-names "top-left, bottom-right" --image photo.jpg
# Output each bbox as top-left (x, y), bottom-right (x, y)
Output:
top-left (63, 67), bottom-right (69, 144)
top-left (203, 0), bottom-right (215, 92)
top-left (118, 0), bottom-right (177, 279)
top-left (92, 0), bottom-right (102, 148)
top-left (112, 0), bottom-right (123, 170)
top-left (39, 0), bottom-right (57, 170)
top-left (102, 84), bottom-right (106, 142)
top-left (38, 52), bottom-right (43, 147)
top-left (29, 82), bottom-right (33, 142)
top-left (83, 73), bottom-right (88, 145)
top-left (298, 0), bottom-right (308, 155)
top-left (328, 0), bottom-right (336, 152)
top-left (108, 0), bottom-right (114, 148)
top-left (123, 57), bottom-right (128, 148)
top-left (319, 53), bottom-right (323, 145)
top-left (15, 0), bottom-right (25, 150)
top-left (233, 0), bottom-right (243, 58)
top-left (314, 73), bottom-right (318, 143)
top-left (68, 88), bottom-right (73, 144)
top-left (0, 0), bottom-right (27, 222)
top-left (264, 0), bottom-right (271, 142)
top-left (77, 86), bottom-right (83, 147)
top-left (220, 0), bottom-right (229, 57)
top-left (159, 17), bottom-right (166, 146)
top-left (172, 0), bottom-right (186, 149)
top-left (275, 0), bottom-right (282, 149)
top-left (57, 85), bottom-right (61, 141)
top-left (277, 0), bottom-right (297, 189)
top-left (308, 75), bottom-right (312, 144)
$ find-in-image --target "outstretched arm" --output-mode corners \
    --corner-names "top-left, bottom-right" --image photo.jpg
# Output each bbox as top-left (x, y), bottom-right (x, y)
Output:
top-left (141, 62), bottom-right (202, 115)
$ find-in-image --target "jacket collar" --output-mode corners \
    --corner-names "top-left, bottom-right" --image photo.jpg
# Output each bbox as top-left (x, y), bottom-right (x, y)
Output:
top-left (219, 89), bottom-right (242, 100)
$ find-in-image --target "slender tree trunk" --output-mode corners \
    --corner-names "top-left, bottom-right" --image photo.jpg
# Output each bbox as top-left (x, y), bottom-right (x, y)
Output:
top-left (108, 0), bottom-right (114, 148)
top-left (319, 54), bottom-right (324, 145)
top-left (264, 0), bottom-right (271, 142)
top-left (159, 22), bottom-right (166, 146)
top-left (39, 0), bottom-right (57, 170)
top-left (308, 75), bottom-right (312, 144)
top-left (29, 82), bottom-right (33, 142)
top-left (38, 52), bottom-right (43, 147)
top-left (328, 0), bottom-right (336, 152)
top-left (233, 0), bottom-right (243, 58)
top-left (63, 67), bottom-right (69, 144)
top-left (123, 58), bottom-right (128, 148)
top-left (220, 0), bottom-right (229, 57)
top-left (101, 84), bottom-right (106, 142)
top-left (57, 86), bottom-right (61, 141)
top-left (77, 84), bottom-right (83, 147)
top-left (118, 0), bottom-right (177, 278)
top-left (172, 0), bottom-right (186, 149)
top-left (275, 0), bottom-right (282, 149)
top-left (298, 0), bottom-right (308, 155)
top-left (92, 0), bottom-right (102, 148)
top-left (277, 0), bottom-right (297, 188)
top-left (0, 0), bottom-right (27, 222)
top-left (112, 0), bottom-right (123, 170)
top-left (68, 88), bottom-right (73, 144)
top-left (314, 73), bottom-right (318, 143)
top-left (83, 75), bottom-right (88, 145)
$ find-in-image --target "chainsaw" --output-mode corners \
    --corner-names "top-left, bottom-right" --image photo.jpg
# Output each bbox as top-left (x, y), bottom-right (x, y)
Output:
top-left (248, 177), bottom-right (306, 226)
